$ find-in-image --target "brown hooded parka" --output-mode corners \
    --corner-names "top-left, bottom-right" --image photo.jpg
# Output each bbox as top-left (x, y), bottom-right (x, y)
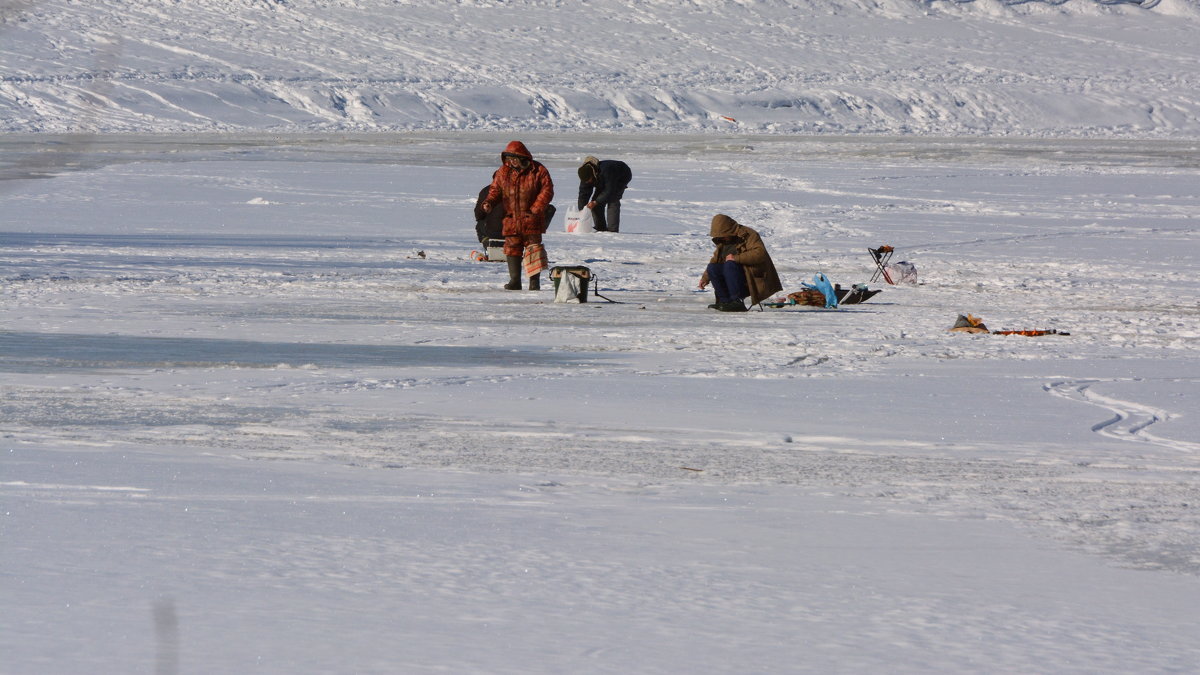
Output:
top-left (700, 214), bottom-right (783, 305)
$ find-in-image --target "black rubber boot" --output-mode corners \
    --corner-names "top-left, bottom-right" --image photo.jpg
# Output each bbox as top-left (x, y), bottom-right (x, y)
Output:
top-left (717, 299), bottom-right (748, 312)
top-left (504, 256), bottom-right (522, 290)
top-left (528, 274), bottom-right (540, 291)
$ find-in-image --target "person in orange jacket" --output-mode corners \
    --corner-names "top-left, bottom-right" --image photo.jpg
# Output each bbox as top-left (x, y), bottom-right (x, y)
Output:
top-left (482, 141), bottom-right (555, 290)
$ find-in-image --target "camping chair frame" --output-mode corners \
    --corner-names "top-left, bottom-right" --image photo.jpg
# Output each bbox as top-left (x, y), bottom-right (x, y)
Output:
top-left (869, 245), bottom-right (895, 284)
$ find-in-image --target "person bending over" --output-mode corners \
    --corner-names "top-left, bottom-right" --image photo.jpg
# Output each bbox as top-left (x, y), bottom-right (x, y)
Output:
top-left (577, 156), bottom-right (631, 233)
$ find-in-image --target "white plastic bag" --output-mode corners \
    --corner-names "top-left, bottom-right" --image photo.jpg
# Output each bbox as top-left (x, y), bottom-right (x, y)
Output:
top-left (551, 266), bottom-right (590, 303)
top-left (564, 207), bottom-right (593, 233)
top-left (885, 261), bottom-right (918, 285)
top-left (554, 271), bottom-right (583, 303)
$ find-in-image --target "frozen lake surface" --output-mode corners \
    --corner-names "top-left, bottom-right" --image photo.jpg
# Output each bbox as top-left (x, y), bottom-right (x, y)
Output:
top-left (3, 133), bottom-right (1199, 673)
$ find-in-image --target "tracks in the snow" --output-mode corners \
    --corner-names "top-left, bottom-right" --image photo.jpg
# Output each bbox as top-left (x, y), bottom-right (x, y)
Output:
top-left (1045, 379), bottom-right (1200, 454)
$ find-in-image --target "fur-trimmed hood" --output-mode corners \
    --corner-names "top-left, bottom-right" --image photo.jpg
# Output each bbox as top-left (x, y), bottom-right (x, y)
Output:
top-left (501, 140), bottom-right (534, 161)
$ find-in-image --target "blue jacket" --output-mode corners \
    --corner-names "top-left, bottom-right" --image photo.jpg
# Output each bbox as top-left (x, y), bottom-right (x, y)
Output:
top-left (578, 160), bottom-right (632, 210)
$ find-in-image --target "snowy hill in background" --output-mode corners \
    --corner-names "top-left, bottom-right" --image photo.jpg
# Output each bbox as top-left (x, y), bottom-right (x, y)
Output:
top-left (3, 0), bottom-right (1200, 136)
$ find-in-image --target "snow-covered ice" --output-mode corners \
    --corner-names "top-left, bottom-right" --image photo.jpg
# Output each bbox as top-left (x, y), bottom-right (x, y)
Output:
top-left (3, 2), bottom-right (1200, 673)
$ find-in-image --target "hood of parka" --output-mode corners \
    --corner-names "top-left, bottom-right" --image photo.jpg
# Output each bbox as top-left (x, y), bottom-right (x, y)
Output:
top-left (502, 140), bottom-right (533, 160)
top-left (710, 214), bottom-right (740, 239)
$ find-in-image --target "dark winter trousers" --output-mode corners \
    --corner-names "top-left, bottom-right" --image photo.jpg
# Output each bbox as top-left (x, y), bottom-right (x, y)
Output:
top-left (706, 261), bottom-right (750, 303)
top-left (593, 191), bottom-right (625, 232)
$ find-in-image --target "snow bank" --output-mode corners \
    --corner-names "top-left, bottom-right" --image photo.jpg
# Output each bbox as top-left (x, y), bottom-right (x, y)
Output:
top-left (2, 0), bottom-right (1199, 135)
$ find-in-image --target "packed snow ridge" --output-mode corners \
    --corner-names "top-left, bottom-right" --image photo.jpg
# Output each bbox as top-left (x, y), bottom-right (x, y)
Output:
top-left (2, 0), bottom-right (1199, 136)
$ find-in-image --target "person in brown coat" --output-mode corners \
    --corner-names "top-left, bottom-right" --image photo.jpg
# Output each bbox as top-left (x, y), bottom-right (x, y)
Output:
top-left (474, 172), bottom-right (505, 245)
top-left (482, 140), bottom-right (555, 290)
top-left (698, 214), bottom-right (782, 311)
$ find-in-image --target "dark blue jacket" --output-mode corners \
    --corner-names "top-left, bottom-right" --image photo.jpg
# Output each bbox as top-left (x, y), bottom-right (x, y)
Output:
top-left (578, 160), bottom-right (632, 210)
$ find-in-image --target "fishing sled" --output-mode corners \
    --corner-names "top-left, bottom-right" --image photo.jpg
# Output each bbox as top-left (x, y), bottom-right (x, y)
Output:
top-left (763, 284), bottom-right (881, 309)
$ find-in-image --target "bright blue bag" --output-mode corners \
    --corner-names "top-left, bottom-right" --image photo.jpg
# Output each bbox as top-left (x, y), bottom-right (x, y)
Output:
top-left (802, 273), bottom-right (839, 308)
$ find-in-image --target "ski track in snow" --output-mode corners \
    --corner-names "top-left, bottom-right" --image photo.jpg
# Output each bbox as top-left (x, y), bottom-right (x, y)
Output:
top-left (1045, 379), bottom-right (1200, 454)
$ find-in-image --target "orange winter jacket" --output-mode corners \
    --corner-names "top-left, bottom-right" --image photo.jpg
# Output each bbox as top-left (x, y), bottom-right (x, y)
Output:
top-left (484, 141), bottom-right (555, 237)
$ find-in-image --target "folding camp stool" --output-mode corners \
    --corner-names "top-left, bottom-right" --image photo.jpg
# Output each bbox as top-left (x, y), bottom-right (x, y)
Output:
top-left (869, 245), bottom-right (895, 284)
